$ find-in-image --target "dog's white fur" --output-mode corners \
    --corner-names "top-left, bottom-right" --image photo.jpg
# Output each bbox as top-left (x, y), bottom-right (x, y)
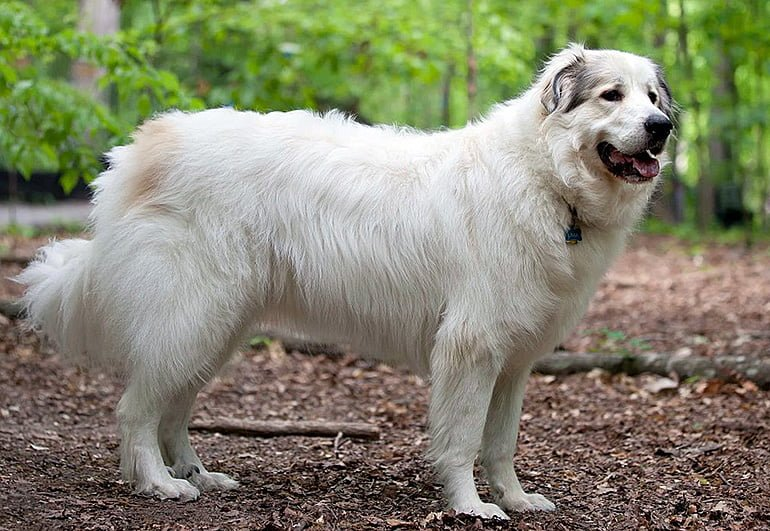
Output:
top-left (19, 45), bottom-right (672, 519)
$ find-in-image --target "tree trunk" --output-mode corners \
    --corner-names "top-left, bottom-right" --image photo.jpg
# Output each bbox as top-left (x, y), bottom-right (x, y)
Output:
top-left (753, 38), bottom-right (769, 229)
top-left (72, 0), bottom-right (120, 102)
top-left (441, 63), bottom-right (454, 127)
top-left (758, 122), bottom-right (769, 229)
top-left (676, 0), bottom-right (709, 229)
top-left (465, 0), bottom-right (477, 121)
top-left (707, 38), bottom-right (740, 228)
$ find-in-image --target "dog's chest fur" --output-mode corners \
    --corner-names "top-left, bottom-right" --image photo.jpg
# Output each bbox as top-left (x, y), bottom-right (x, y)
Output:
top-left (485, 216), bottom-right (627, 366)
top-left (542, 226), bottom-right (624, 351)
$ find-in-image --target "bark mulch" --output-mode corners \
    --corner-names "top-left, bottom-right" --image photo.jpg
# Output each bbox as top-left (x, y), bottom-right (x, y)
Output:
top-left (0, 234), bottom-right (768, 530)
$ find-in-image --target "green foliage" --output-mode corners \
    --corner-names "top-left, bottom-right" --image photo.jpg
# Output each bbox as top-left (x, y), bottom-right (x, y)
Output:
top-left (0, 1), bottom-right (202, 188)
top-left (248, 336), bottom-right (272, 348)
top-left (120, 0), bottom-right (504, 127)
top-left (642, 217), bottom-right (770, 246)
top-left (1, 220), bottom-right (85, 238)
top-left (585, 327), bottom-right (653, 356)
top-left (3, 0), bottom-right (770, 229)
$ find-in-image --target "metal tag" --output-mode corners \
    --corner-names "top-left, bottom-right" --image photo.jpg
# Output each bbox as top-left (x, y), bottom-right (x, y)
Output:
top-left (565, 227), bottom-right (582, 245)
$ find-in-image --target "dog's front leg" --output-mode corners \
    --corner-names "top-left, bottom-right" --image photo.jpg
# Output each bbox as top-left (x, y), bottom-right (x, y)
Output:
top-left (428, 343), bottom-right (509, 520)
top-left (479, 364), bottom-right (555, 512)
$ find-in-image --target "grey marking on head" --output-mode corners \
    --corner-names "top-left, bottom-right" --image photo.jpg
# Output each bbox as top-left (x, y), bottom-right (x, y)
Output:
top-left (542, 54), bottom-right (608, 115)
top-left (562, 67), bottom-right (617, 113)
top-left (541, 54), bottom-right (586, 114)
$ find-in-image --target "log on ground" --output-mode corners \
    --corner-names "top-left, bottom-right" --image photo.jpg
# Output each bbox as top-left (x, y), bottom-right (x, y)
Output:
top-left (189, 418), bottom-right (380, 440)
top-left (535, 351), bottom-right (770, 389)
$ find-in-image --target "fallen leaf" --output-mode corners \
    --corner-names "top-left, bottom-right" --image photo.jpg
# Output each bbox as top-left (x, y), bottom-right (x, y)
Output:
top-left (644, 376), bottom-right (679, 394)
top-left (736, 380), bottom-right (759, 394)
top-left (711, 500), bottom-right (733, 515)
top-left (695, 380), bottom-right (724, 395)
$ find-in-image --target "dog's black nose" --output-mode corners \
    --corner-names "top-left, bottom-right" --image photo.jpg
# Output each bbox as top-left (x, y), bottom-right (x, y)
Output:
top-left (644, 115), bottom-right (673, 141)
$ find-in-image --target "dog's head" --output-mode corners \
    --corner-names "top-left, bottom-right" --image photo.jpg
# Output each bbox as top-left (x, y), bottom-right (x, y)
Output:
top-left (539, 44), bottom-right (674, 187)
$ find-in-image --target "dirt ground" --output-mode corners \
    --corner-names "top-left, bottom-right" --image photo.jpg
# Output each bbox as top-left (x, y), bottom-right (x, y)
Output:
top-left (0, 233), bottom-right (769, 530)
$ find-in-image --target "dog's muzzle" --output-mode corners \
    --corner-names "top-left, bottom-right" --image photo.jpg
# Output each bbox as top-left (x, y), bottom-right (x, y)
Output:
top-left (597, 113), bottom-right (672, 184)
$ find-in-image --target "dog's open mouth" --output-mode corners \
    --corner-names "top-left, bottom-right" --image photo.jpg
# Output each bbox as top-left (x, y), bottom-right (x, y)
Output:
top-left (597, 142), bottom-right (660, 183)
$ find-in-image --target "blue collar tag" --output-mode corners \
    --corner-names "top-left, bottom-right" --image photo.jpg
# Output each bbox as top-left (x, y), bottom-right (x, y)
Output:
top-left (565, 226), bottom-right (582, 245)
top-left (564, 200), bottom-right (582, 245)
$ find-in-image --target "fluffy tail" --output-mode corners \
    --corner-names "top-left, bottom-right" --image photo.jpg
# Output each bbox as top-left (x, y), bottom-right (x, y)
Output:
top-left (16, 239), bottom-right (106, 369)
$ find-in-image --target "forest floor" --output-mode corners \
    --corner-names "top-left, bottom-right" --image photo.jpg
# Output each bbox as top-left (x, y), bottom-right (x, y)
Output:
top-left (0, 233), bottom-right (768, 530)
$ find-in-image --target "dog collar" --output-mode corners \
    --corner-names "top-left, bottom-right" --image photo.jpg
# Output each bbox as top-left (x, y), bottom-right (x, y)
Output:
top-left (564, 201), bottom-right (582, 245)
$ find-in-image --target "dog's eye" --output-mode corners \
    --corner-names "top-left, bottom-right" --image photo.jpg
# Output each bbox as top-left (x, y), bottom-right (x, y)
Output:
top-left (649, 92), bottom-right (658, 104)
top-left (600, 89), bottom-right (623, 102)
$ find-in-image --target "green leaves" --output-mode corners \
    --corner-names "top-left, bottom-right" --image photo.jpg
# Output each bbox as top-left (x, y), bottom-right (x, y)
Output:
top-left (3, 0), bottom-right (769, 226)
top-left (0, 1), bottom-right (200, 189)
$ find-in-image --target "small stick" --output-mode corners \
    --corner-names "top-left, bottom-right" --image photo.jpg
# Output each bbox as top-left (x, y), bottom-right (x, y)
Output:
top-left (333, 431), bottom-right (344, 456)
top-left (189, 418), bottom-right (380, 440)
top-left (0, 255), bottom-right (33, 266)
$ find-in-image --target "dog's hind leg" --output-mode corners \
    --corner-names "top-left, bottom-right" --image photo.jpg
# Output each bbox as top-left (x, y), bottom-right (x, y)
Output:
top-left (118, 336), bottom-right (243, 500)
top-left (158, 382), bottom-right (239, 492)
top-left (97, 215), bottom-right (264, 501)
top-left (428, 337), bottom-right (509, 520)
top-left (117, 378), bottom-right (201, 501)
top-left (479, 364), bottom-right (555, 512)
top-left (156, 321), bottom-right (253, 492)
top-left (114, 271), bottom-right (251, 500)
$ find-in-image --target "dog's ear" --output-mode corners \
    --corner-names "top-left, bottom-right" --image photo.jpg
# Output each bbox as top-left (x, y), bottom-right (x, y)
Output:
top-left (540, 44), bottom-right (587, 114)
top-left (654, 64), bottom-right (674, 119)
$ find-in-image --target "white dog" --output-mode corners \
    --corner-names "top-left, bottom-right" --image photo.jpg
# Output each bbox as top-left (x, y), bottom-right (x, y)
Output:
top-left (19, 44), bottom-right (672, 519)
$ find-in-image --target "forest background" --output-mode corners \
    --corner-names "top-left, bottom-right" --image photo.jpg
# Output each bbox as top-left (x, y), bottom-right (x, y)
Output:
top-left (1, 0), bottom-right (769, 234)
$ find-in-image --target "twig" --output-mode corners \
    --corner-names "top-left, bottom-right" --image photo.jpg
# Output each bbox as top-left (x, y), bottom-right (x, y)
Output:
top-left (333, 431), bottom-right (345, 457)
top-left (0, 255), bottom-right (32, 265)
top-left (189, 418), bottom-right (380, 440)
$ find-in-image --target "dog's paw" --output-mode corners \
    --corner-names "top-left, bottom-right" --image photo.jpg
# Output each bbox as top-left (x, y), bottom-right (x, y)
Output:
top-left (454, 501), bottom-right (510, 520)
top-left (189, 470), bottom-right (240, 492)
top-left (136, 477), bottom-right (200, 502)
top-left (170, 464), bottom-right (239, 492)
top-left (500, 492), bottom-right (555, 512)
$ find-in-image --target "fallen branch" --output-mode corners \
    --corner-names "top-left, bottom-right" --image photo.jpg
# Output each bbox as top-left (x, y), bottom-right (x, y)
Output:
top-left (535, 351), bottom-right (770, 389)
top-left (279, 340), bottom-right (770, 390)
top-left (189, 418), bottom-right (380, 440)
top-left (0, 255), bottom-right (33, 266)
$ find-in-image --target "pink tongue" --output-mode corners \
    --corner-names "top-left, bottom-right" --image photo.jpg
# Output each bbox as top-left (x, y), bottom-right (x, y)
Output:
top-left (632, 157), bottom-right (660, 178)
